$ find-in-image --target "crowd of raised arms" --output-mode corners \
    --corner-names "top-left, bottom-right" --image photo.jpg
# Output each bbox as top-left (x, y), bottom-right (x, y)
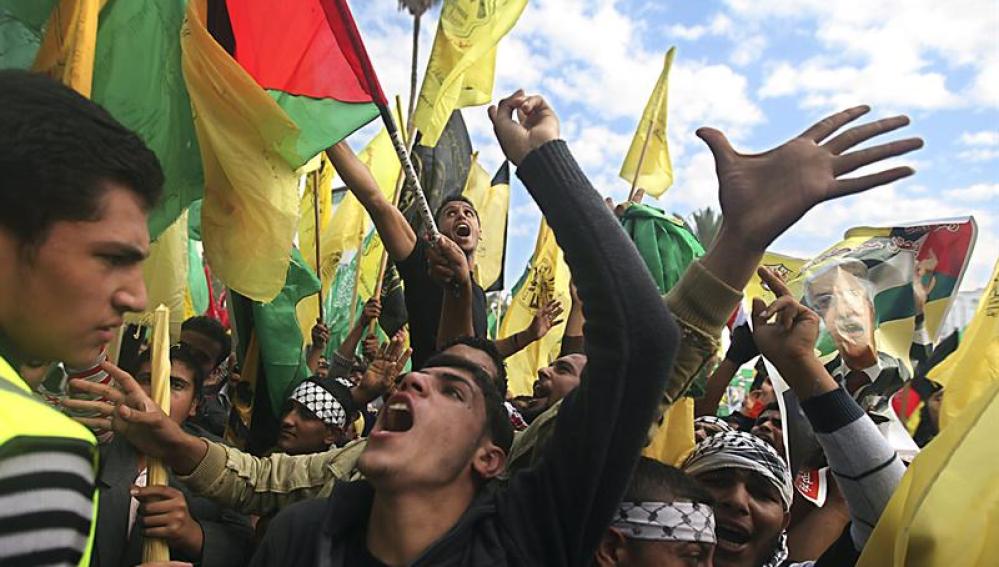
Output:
top-left (0, 62), bottom-right (984, 567)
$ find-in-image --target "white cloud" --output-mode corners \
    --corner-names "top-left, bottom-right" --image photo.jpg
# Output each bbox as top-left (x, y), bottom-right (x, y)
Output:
top-left (944, 183), bottom-right (999, 201)
top-left (957, 131), bottom-right (999, 161)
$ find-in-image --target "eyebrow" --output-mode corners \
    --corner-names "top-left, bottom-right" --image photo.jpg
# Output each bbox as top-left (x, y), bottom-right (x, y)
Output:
top-left (93, 241), bottom-right (149, 262)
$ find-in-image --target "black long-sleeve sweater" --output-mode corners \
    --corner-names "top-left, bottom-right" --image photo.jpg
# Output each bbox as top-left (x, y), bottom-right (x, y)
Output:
top-left (250, 140), bottom-right (679, 566)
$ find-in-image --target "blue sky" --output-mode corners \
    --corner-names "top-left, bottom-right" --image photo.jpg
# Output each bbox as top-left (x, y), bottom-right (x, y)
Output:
top-left (350, 0), bottom-right (998, 292)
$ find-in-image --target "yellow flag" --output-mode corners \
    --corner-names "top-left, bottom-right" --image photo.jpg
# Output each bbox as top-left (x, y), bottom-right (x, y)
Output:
top-left (744, 251), bottom-right (808, 305)
top-left (499, 219), bottom-right (572, 396)
top-left (856, 381), bottom-right (999, 567)
top-left (642, 397), bottom-right (696, 466)
top-left (182, 0), bottom-right (302, 302)
top-left (462, 155), bottom-right (510, 290)
top-left (412, 0), bottom-right (527, 147)
top-left (930, 257), bottom-right (999, 429)
top-left (32, 0), bottom-right (103, 97)
top-left (296, 118), bottom-right (403, 338)
top-left (123, 212), bottom-right (188, 343)
top-left (619, 47), bottom-right (676, 198)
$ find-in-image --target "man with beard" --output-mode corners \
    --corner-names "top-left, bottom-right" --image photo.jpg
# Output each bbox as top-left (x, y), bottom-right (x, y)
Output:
top-left (683, 267), bottom-right (907, 567)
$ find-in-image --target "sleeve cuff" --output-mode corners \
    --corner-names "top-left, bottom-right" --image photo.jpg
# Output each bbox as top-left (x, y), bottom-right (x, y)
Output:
top-left (665, 261), bottom-right (743, 337)
top-left (176, 438), bottom-right (227, 491)
top-left (800, 387), bottom-right (866, 434)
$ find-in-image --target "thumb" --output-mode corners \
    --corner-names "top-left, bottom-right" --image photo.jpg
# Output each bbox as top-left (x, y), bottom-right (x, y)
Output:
top-left (696, 127), bottom-right (735, 167)
top-left (750, 297), bottom-right (769, 330)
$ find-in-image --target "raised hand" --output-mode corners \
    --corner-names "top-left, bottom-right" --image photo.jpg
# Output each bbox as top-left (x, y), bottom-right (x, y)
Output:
top-left (65, 361), bottom-right (185, 460)
top-left (750, 267), bottom-right (822, 370)
top-left (360, 297), bottom-right (383, 325)
top-left (426, 234), bottom-right (471, 287)
top-left (354, 331), bottom-right (411, 405)
top-left (699, 106), bottom-right (923, 251)
top-left (488, 90), bottom-right (560, 166)
top-left (311, 319), bottom-right (330, 349)
top-left (527, 299), bottom-right (564, 341)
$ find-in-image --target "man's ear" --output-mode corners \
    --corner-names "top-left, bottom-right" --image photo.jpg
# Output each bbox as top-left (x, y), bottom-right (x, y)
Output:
top-left (594, 527), bottom-right (628, 566)
top-left (472, 441), bottom-right (507, 480)
top-left (323, 426), bottom-right (338, 449)
top-left (187, 397), bottom-right (199, 419)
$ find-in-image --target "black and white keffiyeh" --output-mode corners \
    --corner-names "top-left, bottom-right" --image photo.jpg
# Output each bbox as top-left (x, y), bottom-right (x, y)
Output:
top-left (290, 379), bottom-right (347, 429)
top-left (682, 430), bottom-right (793, 512)
top-left (694, 415), bottom-right (734, 432)
top-left (611, 501), bottom-right (716, 544)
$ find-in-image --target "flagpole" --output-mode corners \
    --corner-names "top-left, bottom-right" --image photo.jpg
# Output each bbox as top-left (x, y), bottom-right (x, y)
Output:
top-left (377, 104), bottom-right (439, 239)
top-left (312, 168), bottom-right (324, 322)
top-left (627, 114), bottom-right (656, 203)
top-left (368, 95), bottom-right (412, 336)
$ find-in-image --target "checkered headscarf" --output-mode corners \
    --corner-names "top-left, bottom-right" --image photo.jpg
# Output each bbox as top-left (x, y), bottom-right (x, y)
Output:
top-left (289, 378), bottom-right (350, 429)
top-left (682, 430), bottom-right (793, 512)
top-left (694, 415), bottom-right (734, 432)
top-left (611, 501), bottom-right (716, 544)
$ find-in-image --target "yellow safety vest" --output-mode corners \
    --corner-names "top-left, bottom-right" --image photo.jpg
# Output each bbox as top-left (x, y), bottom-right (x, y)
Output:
top-left (0, 356), bottom-right (99, 566)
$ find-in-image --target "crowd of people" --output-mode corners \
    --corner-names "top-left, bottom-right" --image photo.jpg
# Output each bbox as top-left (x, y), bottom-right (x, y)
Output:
top-left (0, 65), bottom-right (954, 567)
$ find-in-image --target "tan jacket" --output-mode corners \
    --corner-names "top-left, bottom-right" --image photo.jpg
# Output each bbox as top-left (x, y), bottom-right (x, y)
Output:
top-left (179, 260), bottom-right (741, 517)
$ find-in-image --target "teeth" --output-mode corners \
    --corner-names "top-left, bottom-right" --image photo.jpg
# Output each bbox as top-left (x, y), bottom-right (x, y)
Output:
top-left (389, 402), bottom-right (408, 412)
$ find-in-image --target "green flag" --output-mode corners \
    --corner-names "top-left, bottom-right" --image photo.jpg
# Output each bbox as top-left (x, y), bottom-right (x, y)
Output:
top-left (620, 203), bottom-right (704, 295)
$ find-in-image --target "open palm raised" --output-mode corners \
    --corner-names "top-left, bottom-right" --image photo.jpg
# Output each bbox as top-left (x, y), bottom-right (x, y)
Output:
top-left (699, 105), bottom-right (923, 251)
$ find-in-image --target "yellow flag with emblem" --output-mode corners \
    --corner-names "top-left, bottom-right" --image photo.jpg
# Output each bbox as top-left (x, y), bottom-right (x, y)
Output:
top-left (499, 219), bottom-right (572, 396)
top-left (642, 397), bottom-right (696, 466)
top-left (32, 0), bottom-right (102, 97)
top-left (462, 155), bottom-right (510, 291)
top-left (619, 47), bottom-right (676, 198)
top-left (930, 257), bottom-right (999, 429)
top-left (412, 0), bottom-right (528, 147)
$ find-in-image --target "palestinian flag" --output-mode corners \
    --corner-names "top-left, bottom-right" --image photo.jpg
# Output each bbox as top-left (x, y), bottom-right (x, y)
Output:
top-left (207, 0), bottom-right (387, 167)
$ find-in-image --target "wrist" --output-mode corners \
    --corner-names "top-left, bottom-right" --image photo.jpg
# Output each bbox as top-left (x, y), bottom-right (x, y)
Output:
top-left (771, 353), bottom-right (837, 400)
top-left (700, 225), bottom-right (765, 290)
top-left (167, 433), bottom-right (208, 476)
top-left (174, 519), bottom-right (204, 558)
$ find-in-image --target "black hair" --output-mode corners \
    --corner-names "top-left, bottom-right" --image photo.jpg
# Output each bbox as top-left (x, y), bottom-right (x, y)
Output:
top-left (624, 457), bottom-right (715, 506)
top-left (422, 352), bottom-right (514, 455)
top-left (181, 316), bottom-right (232, 367)
top-left (438, 335), bottom-right (508, 398)
top-left (751, 359), bottom-right (770, 390)
top-left (0, 70), bottom-right (163, 247)
top-left (434, 195), bottom-right (479, 224)
top-left (760, 401), bottom-right (781, 415)
top-left (134, 343), bottom-right (207, 401)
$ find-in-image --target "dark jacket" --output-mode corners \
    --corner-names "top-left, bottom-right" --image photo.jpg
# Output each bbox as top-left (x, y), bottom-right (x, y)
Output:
top-left (251, 140), bottom-right (680, 566)
top-left (91, 422), bottom-right (253, 567)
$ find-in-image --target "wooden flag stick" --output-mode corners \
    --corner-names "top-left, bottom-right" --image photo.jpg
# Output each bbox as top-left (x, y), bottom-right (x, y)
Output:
top-left (627, 115), bottom-right (656, 203)
top-left (313, 168), bottom-right (325, 322)
top-left (142, 305), bottom-right (172, 563)
top-left (368, 95), bottom-right (413, 336)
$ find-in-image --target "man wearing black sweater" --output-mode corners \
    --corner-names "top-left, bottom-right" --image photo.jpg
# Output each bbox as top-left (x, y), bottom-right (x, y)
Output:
top-left (248, 92), bottom-right (680, 566)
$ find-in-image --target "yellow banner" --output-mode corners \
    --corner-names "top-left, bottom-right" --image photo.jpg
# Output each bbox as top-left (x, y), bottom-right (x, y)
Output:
top-left (499, 219), bottom-right (571, 396)
top-left (642, 397), bottom-right (695, 466)
top-left (32, 0), bottom-right (104, 97)
top-left (462, 155), bottom-right (510, 290)
top-left (931, 257), bottom-right (999, 429)
top-left (181, 0), bottom-right (301, 302)
top-left (123, 212), bottom-right (188, 343)
top-left (412, 0), bottom-right (527, 147)
top-left (619, 47), bottom-right (675, 197)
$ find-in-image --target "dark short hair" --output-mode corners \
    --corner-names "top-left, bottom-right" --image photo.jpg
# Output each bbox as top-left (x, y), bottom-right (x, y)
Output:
top-left (438, 335), bottom-right (508, 398)
top-left (181, 316), bottom-right (232, 367)
top-left (135, 343), bottom-right (207, 401)
top-left (434, 195), bottom-right (479, 224)
top-left (760, 401), bottom-right (781, 416)
top-left (0, 70), bottom-right (163, 247)
top-left (422, 352), bottom-right (514, 455)
top-left (624, 457), bottom-right (715, 506)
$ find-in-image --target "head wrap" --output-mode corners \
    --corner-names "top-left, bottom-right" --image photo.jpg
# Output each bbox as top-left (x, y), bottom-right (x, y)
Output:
top-left (682, 430), bottom-right (793, 512)
top-left (694, 416), bottom-right (734, 432)
top-left (289, 378), bottom-right (350, 429)
top-left (611, 501), bottom-right (716, 544)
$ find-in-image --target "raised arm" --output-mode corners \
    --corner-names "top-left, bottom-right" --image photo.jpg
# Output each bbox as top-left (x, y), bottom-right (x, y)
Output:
top-left (753, 267), bottom-right (905, 557)
top-left (490, 91), bottom-right (679, 566)
top-left (325, 141), bottom-right (416, 261)
top-left (494, 299), bottom-right (564, 358)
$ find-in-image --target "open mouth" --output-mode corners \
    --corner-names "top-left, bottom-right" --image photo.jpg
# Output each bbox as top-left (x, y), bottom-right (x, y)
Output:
top-left (716, 523), bottom-right (751, 547)
top-left (836, 319), bottom-right (865, 336)
top-left (454, 223), bottom-right (471, 238)
top-left (382, 397), bottom-right (413, 432)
